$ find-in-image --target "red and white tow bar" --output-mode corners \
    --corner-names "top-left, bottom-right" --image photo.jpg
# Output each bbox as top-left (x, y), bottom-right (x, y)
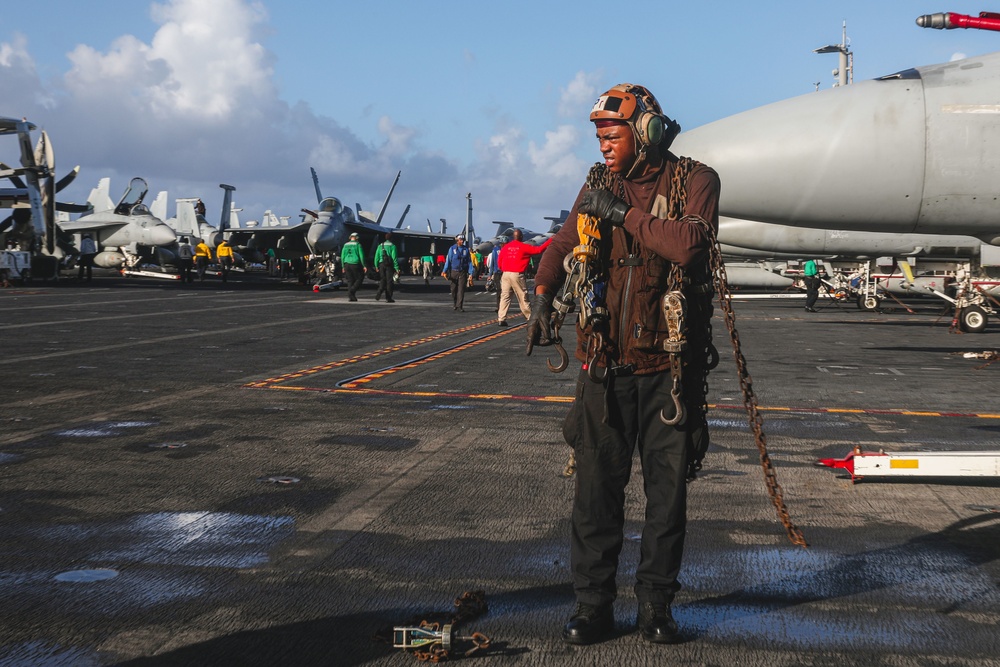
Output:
top-left (817, 446), bottom-right (1000, 482)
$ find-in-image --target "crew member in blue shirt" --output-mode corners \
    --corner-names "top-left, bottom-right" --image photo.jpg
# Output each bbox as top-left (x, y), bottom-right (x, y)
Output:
top-left (441, 234), bottom-right (472, 311)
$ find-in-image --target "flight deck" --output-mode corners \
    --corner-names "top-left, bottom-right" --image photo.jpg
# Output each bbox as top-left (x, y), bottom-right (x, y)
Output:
top-left (1, 274), bottom-right (999, 666)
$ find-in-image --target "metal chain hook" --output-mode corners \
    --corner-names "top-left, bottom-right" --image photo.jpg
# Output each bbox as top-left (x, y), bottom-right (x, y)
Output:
top-left (659, 376), bottom-right (686, 426)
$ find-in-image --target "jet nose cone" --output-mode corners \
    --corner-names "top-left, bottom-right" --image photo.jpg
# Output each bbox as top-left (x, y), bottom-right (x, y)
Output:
top-left (149, 223), bottom-right (177, 246)
top-left (307, 221), bottom-right (336, 252)
top-left (672, 79), bottom-right (925, 232)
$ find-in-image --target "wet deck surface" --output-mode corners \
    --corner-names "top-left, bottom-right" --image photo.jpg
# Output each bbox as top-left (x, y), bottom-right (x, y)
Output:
top-left (2, 274), bottom-right (999, 666)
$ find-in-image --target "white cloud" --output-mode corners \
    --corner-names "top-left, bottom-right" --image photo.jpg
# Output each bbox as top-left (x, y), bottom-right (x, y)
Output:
top-left (377, 116), bottom-right (418, 158)
top-left (65, 0), bottom-right (274, 121)
top-left (950, 52), bottom-right (967, 62)
top-left (558, 70), bottom-right (602, 118)
top-left (0, 33), bottom-right (56, 110)
top-left (1, 0), bottom-right (583, 229)
top-left (0, 33), bottom-right (31, 68)
top-left (529, 124), bottom-right (586, 181)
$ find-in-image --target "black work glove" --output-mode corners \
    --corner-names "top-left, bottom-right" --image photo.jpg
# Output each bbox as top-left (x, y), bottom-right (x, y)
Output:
top-left (579, 189), bottom-right (630, 226)
top-left (525, 292), bottom-right (555, 356)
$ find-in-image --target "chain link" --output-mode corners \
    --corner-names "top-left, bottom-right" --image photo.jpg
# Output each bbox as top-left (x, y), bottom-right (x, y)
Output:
top-left (702, 219), bottom-right (808, 548)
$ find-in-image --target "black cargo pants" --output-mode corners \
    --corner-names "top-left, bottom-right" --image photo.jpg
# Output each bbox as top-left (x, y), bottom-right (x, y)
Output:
top-left (563, 367), bottom-right (690, 607)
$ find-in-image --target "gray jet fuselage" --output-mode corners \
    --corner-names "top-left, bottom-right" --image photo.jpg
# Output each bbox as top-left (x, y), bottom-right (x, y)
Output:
top-left (672, 51), bottom-right (1000, 245)
top-left (61, 207), bottom-right (177, 249)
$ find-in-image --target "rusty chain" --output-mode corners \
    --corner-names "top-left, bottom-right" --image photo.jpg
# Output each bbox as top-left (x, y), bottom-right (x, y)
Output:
top-left (701, 214), bottom-right (809, 548)
top-left (376, 590), bottom-right (491, 662)
top-left (603, 157), bottom-right (808, 548)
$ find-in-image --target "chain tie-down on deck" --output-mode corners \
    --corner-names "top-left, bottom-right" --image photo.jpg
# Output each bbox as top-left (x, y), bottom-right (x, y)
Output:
top-left (379, 590), bottom-right (491, 662)
top-left (537, 159), bottom-right (807, 548)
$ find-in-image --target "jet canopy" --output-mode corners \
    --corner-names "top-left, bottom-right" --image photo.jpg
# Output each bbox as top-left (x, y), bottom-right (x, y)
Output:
top-left (114, 177), bottom-right (149, 216)
top-left (319, 197), bottom-right (342, 215)
top-left (318, 197), bottom-right (356, 223)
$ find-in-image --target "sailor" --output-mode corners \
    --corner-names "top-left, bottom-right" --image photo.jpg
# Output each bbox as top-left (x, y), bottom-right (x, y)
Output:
top-left (177, 237), bottom-right (195, 283)
top-left (340, 232), bottom-right (367, 302)
top-left (497, 229), bottom-right (552, 327)
top-left (441, 234), bottom-right (471, 311)
top-left (526, 83), bottom-right (720, 645)
top-left (194, 239), bottom-right (213, 281)
top-left (803, 259), bottom-right (820, 312)
top-left (77, 233), bottom-right (97, 282)
top-left (217, 239), bottom-right (235, 283)
top-left (374, 232), bottom-right (399, 303)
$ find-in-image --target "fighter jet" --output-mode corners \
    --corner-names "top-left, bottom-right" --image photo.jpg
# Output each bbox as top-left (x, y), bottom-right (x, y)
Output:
top-left (59, 177), bottom-right (177, 270)
top-left (304, 168), bottom-right (454, 259)
top-left (671, 30), bottom-right (1000, 244)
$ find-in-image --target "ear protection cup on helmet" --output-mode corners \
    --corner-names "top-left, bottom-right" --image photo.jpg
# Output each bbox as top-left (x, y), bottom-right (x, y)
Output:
top-left (591, 83), bottom-right (679, 148)
top-left (635, 111), bottom-right (665, 147)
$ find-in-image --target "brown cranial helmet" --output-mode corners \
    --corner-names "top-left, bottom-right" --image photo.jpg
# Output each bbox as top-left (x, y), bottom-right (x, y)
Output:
top-left (590, 83), bottom-right (680, 149)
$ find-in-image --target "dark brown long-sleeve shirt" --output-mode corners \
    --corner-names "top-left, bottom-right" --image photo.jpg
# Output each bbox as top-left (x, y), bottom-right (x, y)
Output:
top-left (534, 151), bottom-right (721, 373)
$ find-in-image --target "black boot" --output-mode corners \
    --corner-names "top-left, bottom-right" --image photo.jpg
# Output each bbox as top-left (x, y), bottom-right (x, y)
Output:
top-left (562, 603), bottom-right (614, 645)
top-left (636, 602), bottom-right (681, 644)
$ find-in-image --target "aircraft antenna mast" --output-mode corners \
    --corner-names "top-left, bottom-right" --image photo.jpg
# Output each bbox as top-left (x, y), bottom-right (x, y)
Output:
top-left (465, 192), bottom-right (473, 242)
top-left (814, 21), bottom-right (853, 87)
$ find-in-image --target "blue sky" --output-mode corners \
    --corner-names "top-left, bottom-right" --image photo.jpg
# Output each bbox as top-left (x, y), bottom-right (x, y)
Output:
top-left (3, 1), bottom-right (999, 236)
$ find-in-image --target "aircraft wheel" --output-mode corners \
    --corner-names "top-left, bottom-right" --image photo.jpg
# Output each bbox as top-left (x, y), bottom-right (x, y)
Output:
top-left (857, 294), bottom-right (880, 311)
top-left (959, 304), bottom-right (988, 333)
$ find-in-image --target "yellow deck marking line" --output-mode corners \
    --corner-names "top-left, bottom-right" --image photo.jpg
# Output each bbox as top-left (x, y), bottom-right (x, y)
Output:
top-left (245, 319), bottom-right (1000, 417)
top-left (243, 318), bottom-right (509, 388)
top-left (251, 380), bottom-right (1000, 417)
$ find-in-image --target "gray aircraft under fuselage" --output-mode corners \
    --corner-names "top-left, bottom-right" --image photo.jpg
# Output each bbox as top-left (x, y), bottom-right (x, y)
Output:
top-left (718, 217), bottom-right (987, 260)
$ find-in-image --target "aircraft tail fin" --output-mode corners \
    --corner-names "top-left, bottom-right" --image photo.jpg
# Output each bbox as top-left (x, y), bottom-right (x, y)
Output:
top-left (175, 200), bottom-right (198, 237)
top-left (310, 167), bottom-right (323, 205)
top-left (218, 184), bottom-right (236, 232)
top-left (544, 210), bottom-right (570, 233)
top-left (493, 221), bottom-right (515, 233)
top-left (87, 178), bottom-right (113, 213)
top-left (374, 170), bottom-right (401, 226)
top-left (228, 203), bottom-right (241, 230)
top-left (395, 204), bottom-right (411, 229)
top-left (150, 191), bottom-right (168, 220)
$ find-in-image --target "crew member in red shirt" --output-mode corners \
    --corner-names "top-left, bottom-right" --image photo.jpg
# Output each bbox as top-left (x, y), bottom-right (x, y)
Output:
top-left (496, 229), bottom-right (552, 326)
